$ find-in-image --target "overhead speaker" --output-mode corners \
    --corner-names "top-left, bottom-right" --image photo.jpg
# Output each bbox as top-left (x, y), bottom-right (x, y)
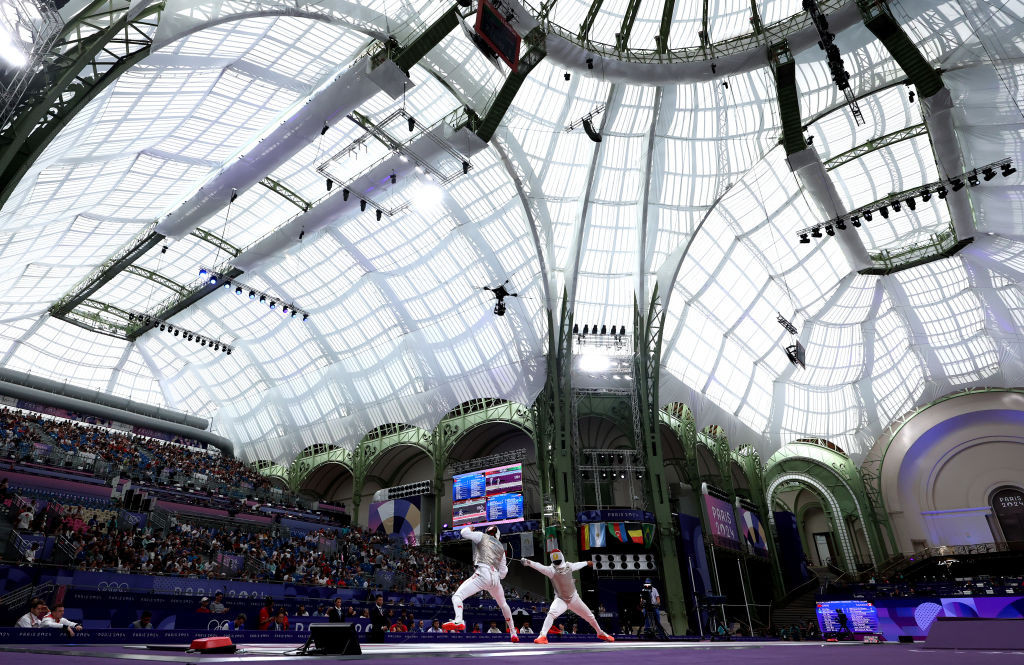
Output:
top-left (592, 553), bottom-right (656, 571)
top-left (582, 117), bottom-right (602, 143)
top-left (309, 623), bottom-right (361, 654)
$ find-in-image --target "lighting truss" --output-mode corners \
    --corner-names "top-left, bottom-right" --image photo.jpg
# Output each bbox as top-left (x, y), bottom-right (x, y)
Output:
top-left (317, 106), bottom-right (474, 220)
top-left (803, 0), bottom-right (864, 126)
top-left (564, 104), bottom-right (606, 133)
top-left (796, 158), bottom-right (1014, 242)
top-left (199, 268), bottom-right (310, 321)
top-left (449, 448), bottom-right (527, 475)
top-left (125, 310), bottom-right (233, 354)
top-left (777, 313), bottom-right (798, 335)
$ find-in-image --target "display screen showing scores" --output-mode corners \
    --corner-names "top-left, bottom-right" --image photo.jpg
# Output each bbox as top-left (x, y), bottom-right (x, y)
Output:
top-left (451, 463), bottom-right (524, 529)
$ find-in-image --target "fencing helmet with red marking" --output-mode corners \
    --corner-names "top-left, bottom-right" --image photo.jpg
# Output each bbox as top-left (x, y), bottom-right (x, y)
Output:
top-left (485, 525), bottom-right (501, 538)
top-left (550, 549), bottom-right (565, 566)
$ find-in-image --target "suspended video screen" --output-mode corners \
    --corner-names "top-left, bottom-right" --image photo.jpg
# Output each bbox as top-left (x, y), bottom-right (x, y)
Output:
top-left (452, 462), bottom-right (524, 529)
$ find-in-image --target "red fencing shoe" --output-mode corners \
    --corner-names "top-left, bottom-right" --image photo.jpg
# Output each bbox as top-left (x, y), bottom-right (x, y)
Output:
top-left (597, 633), bottom-right (615, 642)
top-left (533, 636), bottom-right (548, 644)
top-left (442, 621), bottom-right (466, 632)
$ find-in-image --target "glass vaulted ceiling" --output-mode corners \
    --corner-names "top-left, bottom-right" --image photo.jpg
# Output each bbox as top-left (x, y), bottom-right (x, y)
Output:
top-left (0, 0), bottom-right (1023, 464)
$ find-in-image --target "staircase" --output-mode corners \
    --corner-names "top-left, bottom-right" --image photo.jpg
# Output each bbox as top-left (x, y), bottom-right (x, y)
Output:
top-left (770, 574), bottom-right (820, 630)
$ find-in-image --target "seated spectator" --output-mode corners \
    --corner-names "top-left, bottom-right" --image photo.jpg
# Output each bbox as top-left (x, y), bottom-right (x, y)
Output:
top-left (130, 611), bottom-right (154, 629)
top-left (41, 604), bottom-right (82, 636)
top-left (25, 542), bottom-right (39, 564)
top-left (229, 613), bottom-right (247, 631)
top-left (296, 604), bottom-right (309, 617)
top-left (16, 598), bottom-right (48, 628)
top-left (427, 619), bottom-right (443, 633)
top-left (487, 621), bottom-right (502, 634)
top-left (210, 592), bottom-right (228, 614)
top-left (390, 619), bottom-right (408, 633)
top-left (317, 605), bottom-right (328, 617)
top-left (271, 610), bottom-right (289, 631)
top-left (519, 621), bottom-right (534, 634)
top-left (196, 597), bottom-right (212, 613)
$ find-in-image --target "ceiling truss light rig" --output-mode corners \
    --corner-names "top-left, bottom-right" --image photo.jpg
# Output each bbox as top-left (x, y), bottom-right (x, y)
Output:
top-left (796, 158), bottom-right (1014, 243)
top-left (126, 312), bottom-right (233, 354)
top-left (200, 268), bottom-right (310, 321)
top-left (803, 0), bottom-right (864, 125)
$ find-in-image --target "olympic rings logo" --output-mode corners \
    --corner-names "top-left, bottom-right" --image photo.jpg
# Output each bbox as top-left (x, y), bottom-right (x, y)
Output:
top-left (208, 620), bottom-right (230, 630)
top-left (97, 582), bottom-right (129, 591)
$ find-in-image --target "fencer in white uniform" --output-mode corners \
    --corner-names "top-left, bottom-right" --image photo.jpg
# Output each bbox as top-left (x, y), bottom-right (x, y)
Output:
top-left (520, 549), bottom-right (614, 644)
top-left (443, 525), bottom-right (519, 642)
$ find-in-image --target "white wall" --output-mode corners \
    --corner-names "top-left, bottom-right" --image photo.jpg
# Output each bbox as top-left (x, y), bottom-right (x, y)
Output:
top-left (870, 391), bottom-right (1024, 552)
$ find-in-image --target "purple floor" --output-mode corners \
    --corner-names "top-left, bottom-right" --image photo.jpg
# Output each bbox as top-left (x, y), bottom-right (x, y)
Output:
top-left (0, 641), bottom-right (1023, 664)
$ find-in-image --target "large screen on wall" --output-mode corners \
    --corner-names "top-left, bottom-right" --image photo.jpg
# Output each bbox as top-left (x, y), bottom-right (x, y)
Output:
top-left (815, 600), bottom-right (880, 634)
top-left (704, 494), bottom-right (740, 550)
top-left (452, 463), bottom-right (524, 529)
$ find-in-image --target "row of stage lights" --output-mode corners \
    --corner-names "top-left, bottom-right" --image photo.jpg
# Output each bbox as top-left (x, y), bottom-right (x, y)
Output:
top-left (798, 159), bottom-right (1016, 243)
top-left (198, 268), bottom-right (310, 321)
top-left (126, 312), bottom-right (233, 354)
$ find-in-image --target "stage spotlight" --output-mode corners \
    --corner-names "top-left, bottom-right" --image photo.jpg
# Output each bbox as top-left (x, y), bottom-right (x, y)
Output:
top-left (983, 167), bottom-right (996, 181)
top-left (291, 311), bottom-right (298, 318)
top-left (937, 186), bottom-right (948, 199)
top-left (201, 339), bottom-right (206, 346)
top-left (209, 275), bottom-right (217, 285)
top-left (128, 313), bottom-right (135, 321)
top-left (199, 268), bottom-right (207, 277)
top-left (600, 325), bottom-right (607, 335)
top-left (236, 287), bottom-right (242, 295)
top-left (321, 123), bottom-right (329, 136)
top-left (951, 178), bottom-right (965, 192)
top-left (582, 325), bottom-right (589, 335)
top-left (892, 200), bottom-right (901, 212)
top-left (407, 116), bottom-right (416, 132)
top-left (864, 211), bottom-right (873, 221)
top-left (269, 301), bottom-right (276, 310)
top-left (302, 314), bottom-right (309, 321)
top-left (879, 206), bottom-right (889, 219)
top-left (282, 306), bottom-right (289, 314)
top-left (259, 295), bottom-right (266, 304)
top-left (906, 198), bottom-right (916, 210)
top-left (618, 325), bottom-right (625, 336)
top-left (343, 189), bottom-right (349, 201)
top-left (326, 178), bottom-right (333, 191)
top-left (376, 209), bottom-right (382, 221)
top-left (223, 281), bottom-right (231, 289)
top-left (159, 324), bottom-right (165, 331)
top-left (836, 219), bottom-right (846, 231)
top-left (825, 225), bottom-right (835, 236)
top-left (921, 189), bottom-right (931, 202)
top-left (799, 234), bottom-right (810, 244)
top-left (188, 334), bottom-right (194, 341)
top-left (230, 189), bottom-right (238, 203)
top-left (564, 72), bottom-right (570, 81)
top-left (968, 173), bottom-right (980, 187)
top-left (1002, 162), bottom-right (1016, 177)
top-left (360, 199), bottom-right (367, 212)
top-left (226, 349), bottom-right (232, 355)
top-left (851, 216), bottom-right (861, 228)
top-left (811, 227), bottom-right (822, 238)
top-left (462, 160), bottom-right (470, 175)
top-left (586, 57), bottom-right (593, 69)
top-left (573, 324), bottom-right (579, 334)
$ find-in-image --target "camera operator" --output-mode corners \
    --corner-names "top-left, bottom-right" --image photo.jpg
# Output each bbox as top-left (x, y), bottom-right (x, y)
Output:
top-left (639, 579), bottom-right (666, 638)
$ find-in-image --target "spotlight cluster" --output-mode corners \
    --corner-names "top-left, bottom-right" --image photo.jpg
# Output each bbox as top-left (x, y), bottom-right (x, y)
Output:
top-left (797, 158), bottom-right (1016, 244)
top-left (126, 312), bottom-right (233, 354)
top-left (199, 269), bottom-right (310, 321)
top-left (573, 323), bottom-right (627, 345)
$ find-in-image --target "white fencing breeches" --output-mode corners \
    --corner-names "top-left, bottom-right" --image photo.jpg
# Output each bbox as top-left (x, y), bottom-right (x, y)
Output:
top-left (539, 593), bottom-right (603, 637)
top-left (451, 566), bottom-right (516, 633)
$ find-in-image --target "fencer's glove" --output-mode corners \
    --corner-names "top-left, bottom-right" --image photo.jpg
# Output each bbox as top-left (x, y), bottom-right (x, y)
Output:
top-left (520, 558), bottom-right (529, 566)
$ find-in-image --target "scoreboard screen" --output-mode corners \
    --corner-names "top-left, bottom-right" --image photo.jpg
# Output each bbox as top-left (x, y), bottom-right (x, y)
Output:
top-left (452, 463), bottom-right (524, 529)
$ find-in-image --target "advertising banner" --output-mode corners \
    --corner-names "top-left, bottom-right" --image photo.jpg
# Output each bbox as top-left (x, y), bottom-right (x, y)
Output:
top-left (704, 494), bottom-right (740, 550)
top-left (738, 507), bottom-right (769, 557)
top-left (368, 497), bottom-right (422, 546)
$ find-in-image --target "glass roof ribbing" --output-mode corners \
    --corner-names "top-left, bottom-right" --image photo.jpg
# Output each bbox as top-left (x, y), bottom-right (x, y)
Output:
top-left (0, 0), bottom-right (1023, 464)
